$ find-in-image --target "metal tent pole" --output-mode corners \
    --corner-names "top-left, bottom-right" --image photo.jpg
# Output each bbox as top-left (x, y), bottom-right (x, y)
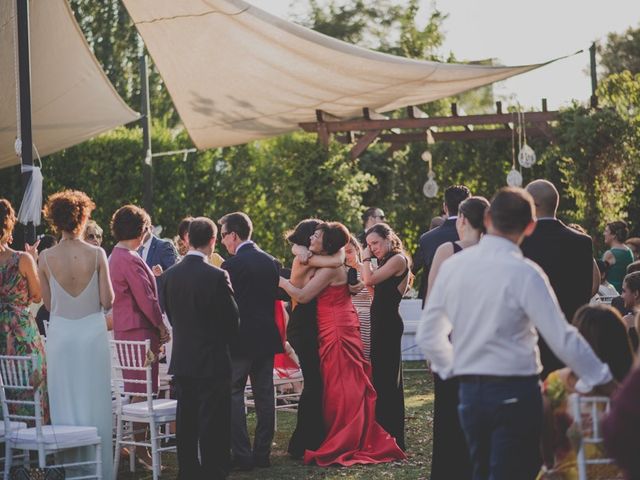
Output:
top-left (16, 0), bottom-right (35, 245)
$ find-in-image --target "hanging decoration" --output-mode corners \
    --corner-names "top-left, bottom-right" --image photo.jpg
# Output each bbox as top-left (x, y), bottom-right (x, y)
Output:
top-left (507, 113), bottom-right (523, 187)
top-left (517, 110), bottom-right (537, 168)
top-left (422, 149), bottom-right (439, 198)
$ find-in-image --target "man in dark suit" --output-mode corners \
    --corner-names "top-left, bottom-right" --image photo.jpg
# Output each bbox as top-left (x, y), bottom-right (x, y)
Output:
top-left (139, 225), bottom-right (178, 307)
top-left (162, 217), bottom-right (239, 480)
top-left (521, 179), bottom-right (595, 379)
top-left (414, 185), bottom-right (470, 306)
top-left (219, 212), bottom-right (283, 470)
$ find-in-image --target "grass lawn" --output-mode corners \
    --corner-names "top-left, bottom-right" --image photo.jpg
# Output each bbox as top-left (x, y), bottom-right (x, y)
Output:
top-left (118, 361), bottom-right (434, 479)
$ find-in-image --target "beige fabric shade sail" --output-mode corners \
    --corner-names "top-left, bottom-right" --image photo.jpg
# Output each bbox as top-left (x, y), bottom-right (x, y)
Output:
top-left (123, 0), bottom-right (564, 149)
top-left (0, 0), bottom-right (139, 169)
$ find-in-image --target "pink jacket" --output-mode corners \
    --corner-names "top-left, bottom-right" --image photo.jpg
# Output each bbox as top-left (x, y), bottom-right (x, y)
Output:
top-left (109, 246), bottom-right (164, 332)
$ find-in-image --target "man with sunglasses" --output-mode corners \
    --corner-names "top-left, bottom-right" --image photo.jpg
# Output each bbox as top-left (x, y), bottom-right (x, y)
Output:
top-left (218, 212), bottom-right (283, 471)
top-left (83, 220), bottom-right (104, 247)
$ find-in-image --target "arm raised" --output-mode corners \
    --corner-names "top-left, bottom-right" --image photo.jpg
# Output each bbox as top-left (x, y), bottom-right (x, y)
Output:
top-left (279, 267), bottom-right (336, 304)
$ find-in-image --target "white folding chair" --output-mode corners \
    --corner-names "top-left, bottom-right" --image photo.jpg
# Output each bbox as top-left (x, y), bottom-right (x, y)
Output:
top-left (0, 354), bottom-right (102, 479)
top-left (111, 339), bottom-right (176, 480)
top-left (569, 393), bottom-right (617, 480)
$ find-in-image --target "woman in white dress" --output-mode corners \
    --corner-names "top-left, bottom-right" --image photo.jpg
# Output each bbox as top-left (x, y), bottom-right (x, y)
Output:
top-left (38, 190), bottom-right (114, 479)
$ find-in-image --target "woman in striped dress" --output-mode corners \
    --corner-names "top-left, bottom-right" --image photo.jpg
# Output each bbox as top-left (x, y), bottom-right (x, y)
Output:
top-left (345, 236), bottom-right (373, 360)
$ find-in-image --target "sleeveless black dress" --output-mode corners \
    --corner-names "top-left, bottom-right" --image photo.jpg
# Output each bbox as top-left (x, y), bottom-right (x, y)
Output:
top-left (369, 256), bottom-right (408, 450)
top-left (286, 300), bottom-right (325, 457)
top-left (430, 242), bottom-right (472, 480)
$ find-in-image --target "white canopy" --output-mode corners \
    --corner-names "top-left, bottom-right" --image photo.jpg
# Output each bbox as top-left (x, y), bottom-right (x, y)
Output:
top-left (123, 0), bottom-right (562, 149)
top-left (0, 0), bottom-right (139, 169)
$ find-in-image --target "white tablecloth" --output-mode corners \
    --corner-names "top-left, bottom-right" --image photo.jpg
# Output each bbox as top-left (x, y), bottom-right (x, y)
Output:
top-left (399, 299), bottom-right (425, 361)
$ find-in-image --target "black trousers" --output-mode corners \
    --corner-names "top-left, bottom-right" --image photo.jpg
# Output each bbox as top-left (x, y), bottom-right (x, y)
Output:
top-left (230, 354), bottom-right (275, 463)
top-left (174, 375), bottom-right (230, 480)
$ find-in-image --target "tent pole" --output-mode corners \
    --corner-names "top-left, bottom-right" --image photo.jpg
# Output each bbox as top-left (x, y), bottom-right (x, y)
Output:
top-left (16, 0), bottom-right (35, 245)
top-left (140, 54), bottom-right (153, 215)
top-left (589, 42), bottom-right (598, 108)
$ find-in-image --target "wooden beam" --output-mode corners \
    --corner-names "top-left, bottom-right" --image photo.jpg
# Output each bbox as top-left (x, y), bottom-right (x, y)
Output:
top-left (350, 129), bottom-right (382, 159)
top-left (299, 110), bottom-right (558, 133)
top-left (374, 125), bottom-right (552, 143)
top-left (317, 123), bottom-right (330, 148)
top-left (496, 101), bottom-right (503, 114)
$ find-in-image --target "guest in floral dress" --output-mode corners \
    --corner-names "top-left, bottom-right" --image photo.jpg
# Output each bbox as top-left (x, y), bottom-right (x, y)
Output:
top-left (0, 198), bottom-right (48, 421)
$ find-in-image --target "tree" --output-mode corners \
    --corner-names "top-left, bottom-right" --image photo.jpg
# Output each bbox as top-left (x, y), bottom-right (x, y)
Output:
top-left (69, 0), bottom-right (179, 126)
top-left (598, 24), bottom-right (640, 76)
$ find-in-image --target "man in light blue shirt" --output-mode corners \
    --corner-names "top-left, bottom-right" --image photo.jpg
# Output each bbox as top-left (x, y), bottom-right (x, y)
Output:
top-left (418, 187), bottom-right (615, 480)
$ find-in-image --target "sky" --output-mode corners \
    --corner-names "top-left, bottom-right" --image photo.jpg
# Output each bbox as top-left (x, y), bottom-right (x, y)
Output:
top-left (247, 0), bottom-right (640, 110)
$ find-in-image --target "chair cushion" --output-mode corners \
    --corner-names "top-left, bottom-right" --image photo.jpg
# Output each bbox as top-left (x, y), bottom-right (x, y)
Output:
top-left (122, 398), bottom-right (176, 417)
top-left (8, 425), bottom-right (99, 446)
top-left (0, 421), bottom-right (27, 437)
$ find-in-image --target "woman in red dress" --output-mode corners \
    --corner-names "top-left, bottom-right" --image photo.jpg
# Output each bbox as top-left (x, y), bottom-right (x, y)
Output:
top-left (280, 222), bottom-right (406, 467)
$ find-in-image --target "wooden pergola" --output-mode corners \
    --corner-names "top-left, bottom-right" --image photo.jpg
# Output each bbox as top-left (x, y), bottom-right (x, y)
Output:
top-left (299, 99), bottom-right (559, 159)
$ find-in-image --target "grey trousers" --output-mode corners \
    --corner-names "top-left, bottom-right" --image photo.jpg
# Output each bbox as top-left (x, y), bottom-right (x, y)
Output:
top-left (230, 354), bottom-right (275, 463)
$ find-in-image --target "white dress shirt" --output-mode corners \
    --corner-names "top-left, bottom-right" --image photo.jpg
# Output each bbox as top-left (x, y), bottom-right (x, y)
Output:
top-left (140, 235), bottom-right (153, 263)
top-left (185, 250), bottom-right (209, 262)
top-left (416, 234), bottom-right (612, 390)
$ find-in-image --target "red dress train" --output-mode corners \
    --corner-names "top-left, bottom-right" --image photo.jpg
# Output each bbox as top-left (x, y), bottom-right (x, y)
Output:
top-left (303, 284), bottom-right (406, 466)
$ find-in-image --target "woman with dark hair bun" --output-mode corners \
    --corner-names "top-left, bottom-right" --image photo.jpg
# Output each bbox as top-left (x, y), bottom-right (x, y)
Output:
top-left (280, 222), bottom-right (405, 466)
top-left (283, 218), bottom-right (344, 458)
top-left (0, 198), bottom-right (47, 419)
top-left (425, 196), bottom-right (489, 480)
top-left (360, 222), bottom-right (411, 451)
top-left (603, 220), bottom-right (634, 292)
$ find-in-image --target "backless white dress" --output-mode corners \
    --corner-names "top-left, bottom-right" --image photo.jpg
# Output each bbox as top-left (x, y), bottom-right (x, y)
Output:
top-left (44, 251), bottom-right (113, 479)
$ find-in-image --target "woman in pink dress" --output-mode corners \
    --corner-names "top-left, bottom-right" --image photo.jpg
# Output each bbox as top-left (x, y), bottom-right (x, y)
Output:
top-left (279, 222), bottom-right (405, 467)
top-left (108, 204), bottom-right (170, 467)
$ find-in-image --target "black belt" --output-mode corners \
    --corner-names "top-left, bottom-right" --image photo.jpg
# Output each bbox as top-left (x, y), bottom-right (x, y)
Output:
top-left (456, 375), bottom-right (538, 383)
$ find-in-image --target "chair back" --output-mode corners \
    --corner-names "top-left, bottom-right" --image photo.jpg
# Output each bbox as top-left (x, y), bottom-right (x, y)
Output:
top-left (0, 354), bottom-right (44, 437)
top-left (569, 393), bottom-right (615, 480)
top-left (110, 339), bottom-right (154, 411)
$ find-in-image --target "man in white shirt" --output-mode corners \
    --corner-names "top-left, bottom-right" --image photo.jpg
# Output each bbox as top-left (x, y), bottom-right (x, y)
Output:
top-left (417, 187), bottom-right (615, 480)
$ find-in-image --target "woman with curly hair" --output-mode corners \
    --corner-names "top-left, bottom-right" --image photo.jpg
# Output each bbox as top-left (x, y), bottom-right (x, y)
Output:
top-left (360, 223), bottom-right (412, 451)
top-left (0, 198), bottom-right (47, 419)
top-left (39, 189), bottom-right (114, 479)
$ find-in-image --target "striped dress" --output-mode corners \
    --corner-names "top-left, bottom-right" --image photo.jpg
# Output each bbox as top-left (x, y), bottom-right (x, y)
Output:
top-left (351, 270), bottom-right (372, 360)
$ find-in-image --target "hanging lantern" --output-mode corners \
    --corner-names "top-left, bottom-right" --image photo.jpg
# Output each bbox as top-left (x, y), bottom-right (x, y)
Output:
top-left (421, 150), bottom-right (432, 163)
top-left (423, 171), bottom-right (439, 198)
top-left (506, 167), bottom-right (523, 187)
top-left (518, 144), bottom-right (536, 168)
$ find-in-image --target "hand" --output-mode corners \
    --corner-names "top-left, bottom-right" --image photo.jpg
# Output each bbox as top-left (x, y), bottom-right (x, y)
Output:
top-left (279, 276), bottom-right (289, 289)
top-left (158, 325), bottom-right (171, 344)
top-left (296, 251), bottom-right (312, 265)
top-left (151, 264), bottom-right (163, 277)
top-left (348, 281), bottom-right (365, 295)
top-left (24, 239), bottom-right (40, 262)
top-left (363, 246), bottom-right (371, 259)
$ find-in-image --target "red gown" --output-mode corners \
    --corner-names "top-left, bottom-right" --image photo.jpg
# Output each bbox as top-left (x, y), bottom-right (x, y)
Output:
top-left (303, 284), bottom-right (406, 466)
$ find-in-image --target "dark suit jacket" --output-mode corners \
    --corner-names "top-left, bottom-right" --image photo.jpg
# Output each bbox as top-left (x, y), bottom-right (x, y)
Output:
top-left (222, 242), bottom-right (284, 358)
top-left (144, 236), bottom-right (178, 309)
top-left (414, 218), bottom-right (459, 305)
top-left (144, 235), bottom-right (178, 271)
top-left (162, 254), bottom-right (239, 378)
top-left (521, 219), bottom-right (594, 376)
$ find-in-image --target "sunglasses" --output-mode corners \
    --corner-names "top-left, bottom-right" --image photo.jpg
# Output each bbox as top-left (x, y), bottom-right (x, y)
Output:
top-left (86, 233), bottom-right (102, 241)
top-left (220, 230), bottom-right (233, 238)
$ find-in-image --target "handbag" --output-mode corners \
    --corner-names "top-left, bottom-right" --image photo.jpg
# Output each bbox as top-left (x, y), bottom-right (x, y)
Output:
top-left (9, 466), bottom-right (65, 480)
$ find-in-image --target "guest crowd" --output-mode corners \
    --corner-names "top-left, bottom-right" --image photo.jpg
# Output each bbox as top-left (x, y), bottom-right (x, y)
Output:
top-left (1, 177), bottom-right (640, 480)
